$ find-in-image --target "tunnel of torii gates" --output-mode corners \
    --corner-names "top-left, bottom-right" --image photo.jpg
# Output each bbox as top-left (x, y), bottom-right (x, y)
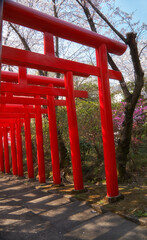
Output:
top-left (0, 0), bottom-right (127, 199)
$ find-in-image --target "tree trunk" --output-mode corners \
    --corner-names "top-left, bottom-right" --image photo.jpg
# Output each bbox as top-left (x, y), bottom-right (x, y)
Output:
top-left (57, 129), bottom-right (70, 169)
top-left (117, 32), bottom-right (144, 178)
top-left (116, 105), bottom-right (134, 178)
top-left (94, 144), bottom-right (103, 161)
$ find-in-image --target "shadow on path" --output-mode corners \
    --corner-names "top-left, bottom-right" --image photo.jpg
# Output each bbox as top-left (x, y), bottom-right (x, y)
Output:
top-left (0, 174), bottom-right (146, 240)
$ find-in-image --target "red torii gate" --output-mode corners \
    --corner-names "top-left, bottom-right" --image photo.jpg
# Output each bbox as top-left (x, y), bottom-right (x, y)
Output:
top-left (0, 0), bottom-right (127, 199)
top-left (0, 67), bottom-right (88, 185)
top-left (0, 118), bottom-right (24, 176)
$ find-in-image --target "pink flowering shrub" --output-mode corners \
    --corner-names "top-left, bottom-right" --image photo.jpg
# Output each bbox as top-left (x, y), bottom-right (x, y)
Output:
top-left (112, 98), bottom-right (146, 148)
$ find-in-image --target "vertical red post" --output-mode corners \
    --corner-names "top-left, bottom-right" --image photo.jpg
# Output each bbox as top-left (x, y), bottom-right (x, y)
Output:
top-left (35, 97), bottom-right (46, 183)
top-left (44, 32), bottom-right (55, 57)
top-left (24, 113), bottom-right (34, 179)
top-left (0, 127), bottom-right (4, 172)
top-left (16, 119), bottom-right (23, 177)
top-left (64, 71), bottom-right (83, 190)
top-left (10, 123), bottom-right (17, 175)
top-left (18, 66), bottom-right (27, 84)
top-left (47, 85), bottom-right (61, 185)
top-left (96, 44), bottom-right (119, 198)
top-left (44, 32), bottom-right (61, 184)
top-left (3, 127), bottom-right (10, 173)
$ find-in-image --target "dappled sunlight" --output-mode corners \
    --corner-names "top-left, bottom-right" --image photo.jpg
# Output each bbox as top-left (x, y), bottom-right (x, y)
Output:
top-left (0, 219), bottom-right (23, 226)
top-left (8, 208), bottom-right (30, 215)
top-left (28, 195), bottom-right (52, 204)
top-left (40, 207), bottom-right (67, 218)
top-left (23, 193), bottom-right (37, 198)
top-left (45, 198), bottom-right (70, 206)
top-left (0, 174), bottom-right (146, 240)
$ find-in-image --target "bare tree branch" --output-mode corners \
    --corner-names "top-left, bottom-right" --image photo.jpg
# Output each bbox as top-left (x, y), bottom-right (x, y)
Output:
top-left (126, 32), bottom-right (144, 104)
top-left (52, 0), bottom-right (60, 79)
top-left (3, 24), bottom-right (11, 45)
top-left (9, 22), bottom-right (45, 76)
top-left (107, 54), bottom-right (132, 101)
top-left (9, 22), bottom-right (31, 51)
top-left (76, 0), bottom-right (97, 32)
top-left (75, 0), bottom-right (131, 100)
top-left (139, 44), bottom-right (147, 57)
top-left (86, 0), bottom-right (127, 43)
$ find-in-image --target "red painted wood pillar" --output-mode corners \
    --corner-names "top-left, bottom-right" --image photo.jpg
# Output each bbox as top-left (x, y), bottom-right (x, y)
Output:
top-left (35, 97), bottom-right (46, 183)
top-left (0, 127), bottom-right (4, 172)
top-left (96, 44), bottom-right (119, 198)
top-left (47, 85), bottom-right (61, 185)
top-left (10, 123), bottom-right (17, 175)
top-left (24, 113), bottom-right (34, 179)
top-left (16, 120), bottom-right (23, 177)
top-left (64, 72), bottom-right (83, 190)
top-left (3, 127), bottom-right (10, 173)
top-left (25, 114), bottom-right (34, 178)
top-left (44, 33), bottom-right (61, 184)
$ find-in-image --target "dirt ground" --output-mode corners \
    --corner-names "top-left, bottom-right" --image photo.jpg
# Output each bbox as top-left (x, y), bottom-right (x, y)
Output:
top-left (39, 168), bottom-right (147, 226)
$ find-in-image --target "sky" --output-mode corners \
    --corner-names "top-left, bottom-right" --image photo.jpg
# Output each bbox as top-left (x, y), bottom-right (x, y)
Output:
top-left (115, 0), bottom-right (147, 24)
